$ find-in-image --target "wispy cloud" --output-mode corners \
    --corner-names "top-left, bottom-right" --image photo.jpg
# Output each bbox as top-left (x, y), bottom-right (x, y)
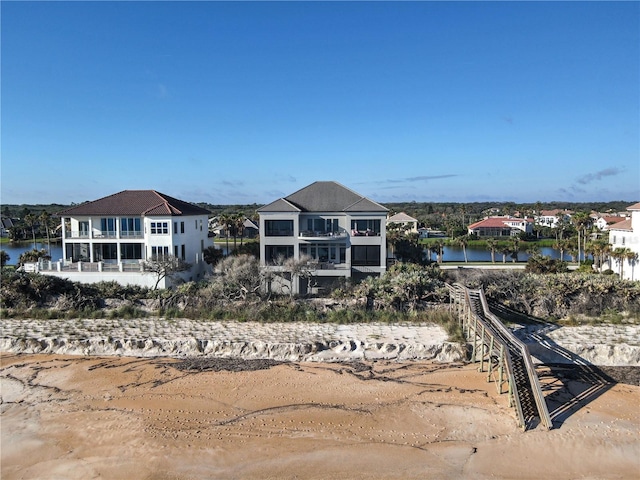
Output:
top-left (222, 180), bottom-right (244, 187)
top-left (363, 174), bottom-right (459, 186)
top-left (576, 167), bottom-right (622, 185)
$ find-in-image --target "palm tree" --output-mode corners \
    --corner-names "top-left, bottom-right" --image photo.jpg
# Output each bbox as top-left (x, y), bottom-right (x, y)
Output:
top-left (625, 250), bottom-right (639, 281)
top-left (554, 238), bottom-right (572, 262)
top-left (232, 214), bottom-right (245, 248)
top-left (454, 235), bottom-right (469, 263)
top-left (500, 244), bottom-right (511, 264)
top-left (23, 213), bottom-right (38, 249)
top-left (509, 236), bottom-right (520, 262)
top-left (486, 238), bottom-right (498, 264)
top-left (386, 223), bottom-right (403, 259)
top-left (571, 212), bottom-right (592, 265)
top-left (431, 239), bottom-right (445, 264)
top-left (611, 248), bottom-right (629, 277)
top-left (219, 214), bottom-right (232, 254)
top-left (586, 240), bottom-right (608, 270)
top-left (39, 211), bottom-right (52, 255)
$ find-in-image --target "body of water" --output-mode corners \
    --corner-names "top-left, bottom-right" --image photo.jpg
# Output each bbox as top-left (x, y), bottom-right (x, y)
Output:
top-left (426, 245), bottom-right (577, 263)
top-left (2, 241), bottom-right (579, 266)
top-left (2, 242), bottom-right (64, 265)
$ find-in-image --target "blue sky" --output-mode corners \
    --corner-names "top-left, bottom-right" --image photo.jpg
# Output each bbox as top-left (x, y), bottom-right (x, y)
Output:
top-left (2, 1), bottom-right (638, 206)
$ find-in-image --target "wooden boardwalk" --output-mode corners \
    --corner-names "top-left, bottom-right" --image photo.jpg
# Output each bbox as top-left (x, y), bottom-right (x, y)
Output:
top-left (447, 283), bottom-right (552, 430)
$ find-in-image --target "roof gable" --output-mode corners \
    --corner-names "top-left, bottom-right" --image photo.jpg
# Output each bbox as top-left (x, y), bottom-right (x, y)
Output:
top-left (609, 218), bottom-right (633, 231)
top-left (262, 181), bottom-right (387, 213)
top-left (257, 198), bottom-right (301, 213)
top-left (57, 190), bottom-right (210, 217)
top-left (388, 212), bottom-right (417, 222)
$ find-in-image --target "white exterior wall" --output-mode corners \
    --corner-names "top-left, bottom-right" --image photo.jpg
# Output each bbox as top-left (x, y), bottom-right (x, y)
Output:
top-left (605, 209), bottom-right (640, 281)
top-left (53, 213), bottom-right (212, 287)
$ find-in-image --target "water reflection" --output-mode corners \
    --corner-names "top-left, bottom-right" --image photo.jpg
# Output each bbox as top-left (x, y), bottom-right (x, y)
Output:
top-left (427, 246), bottom-right (568, 263)
top-left (1, 242), bottom-right (575, 266)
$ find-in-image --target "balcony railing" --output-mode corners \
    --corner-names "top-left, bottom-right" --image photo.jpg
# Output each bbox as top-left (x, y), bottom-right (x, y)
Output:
top-left (350, 230), bottom-right (380, 237)
top-left (65, 230), bottom-right (144, 239)
top-left (298, 230), bottom-right (348, 240)
top-left (36, 259), bottom-right (145, 272)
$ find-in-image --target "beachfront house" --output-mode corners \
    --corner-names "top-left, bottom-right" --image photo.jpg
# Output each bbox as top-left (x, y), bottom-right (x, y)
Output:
top-left (467, 216), bottom-right (534, 237)
top-left (258, 181), bottom-right (388, 295)
top-left (604, 202), bottom-right (640, 281)
top-left (33, 190), bottom-right (212, 288)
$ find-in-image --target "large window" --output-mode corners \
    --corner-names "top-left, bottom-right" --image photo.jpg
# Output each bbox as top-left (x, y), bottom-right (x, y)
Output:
top-left (300, 243), bottom-right (345, 263)
top-left (265, 220), bottom-right (294, 236)
top-left (121, 218), bottom-right (141, 237)
top-left (151, 222), bottom-right (169, 235)
top-left (306, 218), bottom-right (339, 234)
top-left (121, 243), bottom-right (143, 260)
top-left (151, 246), bottom-right (169, 258)
top-left (265, 245), bottom-right (294, 263)
top-left (94, 243), bottom-right (117, 261)
top-left (100, 218), bottom-right (117, 236)
top-left (352, 245), bottom-right (380, 266)
top-left (351, 219), bottom-right (381, 235)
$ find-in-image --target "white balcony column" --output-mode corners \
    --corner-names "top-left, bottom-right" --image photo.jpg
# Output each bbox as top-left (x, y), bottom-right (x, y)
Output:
top-left (88, 218), bottom-right (95, 262)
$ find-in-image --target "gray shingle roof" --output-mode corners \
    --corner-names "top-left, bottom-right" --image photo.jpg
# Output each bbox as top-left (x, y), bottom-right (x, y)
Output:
top-left (258, 181), bottom-right (388, 213)
top-left (57, 190), bottom-right (211, 217)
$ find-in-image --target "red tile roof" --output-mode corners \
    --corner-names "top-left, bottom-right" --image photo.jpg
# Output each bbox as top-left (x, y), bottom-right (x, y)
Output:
top-left (57, 190), bottom-right (210, 217)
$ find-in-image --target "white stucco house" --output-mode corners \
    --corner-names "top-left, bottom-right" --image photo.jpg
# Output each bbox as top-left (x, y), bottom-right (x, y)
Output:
top-left (387, 212), bottom-right (419, 234)
top-left (534, 209), bottom-right (572, 228)
top-left (603, 202), bottom-right (640, 281)
top-left (468, 216), bottom-right (534, 237)
top-left (33, 190), bottom-right (213, 288)
top-left (258, 181), bottom-right (388, 295)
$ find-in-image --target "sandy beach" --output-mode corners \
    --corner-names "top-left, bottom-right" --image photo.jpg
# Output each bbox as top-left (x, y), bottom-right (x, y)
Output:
top-left (1, 353), bottom-right (639, 480)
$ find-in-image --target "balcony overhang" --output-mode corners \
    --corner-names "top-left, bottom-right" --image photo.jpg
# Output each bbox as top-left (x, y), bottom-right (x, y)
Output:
top-left (298, 232), bottom-right (348, 241)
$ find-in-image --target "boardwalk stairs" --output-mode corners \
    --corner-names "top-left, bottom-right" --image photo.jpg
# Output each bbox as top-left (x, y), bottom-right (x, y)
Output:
top-left (447, 283), bottom-right (552, 431)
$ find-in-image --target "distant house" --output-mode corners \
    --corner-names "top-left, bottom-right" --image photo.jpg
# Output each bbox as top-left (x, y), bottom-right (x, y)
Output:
top-left (1, 217), bottom-right (16, 238)
top-left (535, 209), bottom-right (572, 228)
top-left (468, 216), bottom-right (533, 237)
top-left (242, 217), bottom-right (259, 239)
top-left (258, 181), bottom-right (388, 295)
top-left (34, 190), bottom-right (212, 288)
top-left (603, 202), bottom-right (640, 280)
top-left (387, 212), bottom-right (418, 234)
top-left (592, 214), bottom-right (627, 232)
top-left (208, 216), bottom-right (259, 240)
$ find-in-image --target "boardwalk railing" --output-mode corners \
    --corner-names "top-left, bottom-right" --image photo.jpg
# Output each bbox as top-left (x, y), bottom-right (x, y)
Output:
top-left (447, 283), bottom-right (552, 431)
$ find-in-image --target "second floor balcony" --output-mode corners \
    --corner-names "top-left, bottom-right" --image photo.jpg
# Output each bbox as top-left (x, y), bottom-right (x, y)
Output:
top-left (298, 229), bottom-right (348, 240)
top-left (65, 230), bottom-right (144, 240)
